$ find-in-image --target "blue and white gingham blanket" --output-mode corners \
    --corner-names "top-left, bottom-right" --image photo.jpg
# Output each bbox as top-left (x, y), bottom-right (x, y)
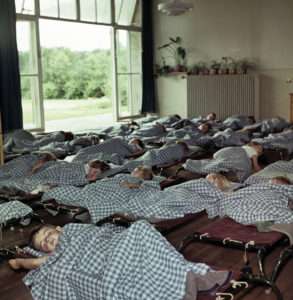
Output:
top-left (245, 159), bottom-right (293, 185)
top-left (42, 174), bottom-right (162, 221)
top-left (123, 179), bottom-right (224, 220)
top-left (0, 201), bottom-right (33, 224)
top-left (43, 177), bottom-right (223, 222)
top-left (184, 146), bottom-right (252, 182)
top-left (24, 221), bottom-right (210, 300)
top-left (219, 183), bottom-right (293, 224)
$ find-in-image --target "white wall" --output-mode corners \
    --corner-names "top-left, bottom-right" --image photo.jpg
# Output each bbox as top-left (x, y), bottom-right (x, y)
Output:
top-left (154, 0), bottom-right (293, 119)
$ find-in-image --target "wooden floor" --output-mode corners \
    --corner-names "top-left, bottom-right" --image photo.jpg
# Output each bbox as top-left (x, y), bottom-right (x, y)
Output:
top-left (0, 212), bottom-right (293, 300)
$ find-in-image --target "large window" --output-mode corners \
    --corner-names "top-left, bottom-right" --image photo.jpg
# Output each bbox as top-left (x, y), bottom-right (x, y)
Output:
top-left (116, 30), bottom-right (142, 118)
top-left (16, 20), bottom-right (43, 130)
top-left (16, 0), bottom-right (142, 131)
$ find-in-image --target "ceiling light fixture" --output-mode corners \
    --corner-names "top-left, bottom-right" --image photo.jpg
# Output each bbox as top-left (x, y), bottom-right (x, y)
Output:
top-left (158, 0), bottom-right (194, 16)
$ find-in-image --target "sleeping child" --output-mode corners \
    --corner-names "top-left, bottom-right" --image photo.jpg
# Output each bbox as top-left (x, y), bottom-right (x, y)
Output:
top-left (183, 141), bottom-right (263, 182)
top-left (9, 221), bottom-right (231, 300)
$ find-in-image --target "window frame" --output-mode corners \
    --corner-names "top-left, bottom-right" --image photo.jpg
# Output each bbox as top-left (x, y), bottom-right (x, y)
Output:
top-left (16, 0), bottom-right (143, 130)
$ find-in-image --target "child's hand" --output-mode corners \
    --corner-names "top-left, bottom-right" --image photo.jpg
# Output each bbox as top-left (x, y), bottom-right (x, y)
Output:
top-left (8, 259), bottom-right (21, 270)
top-left (120, 181), bottom-right (141, 189)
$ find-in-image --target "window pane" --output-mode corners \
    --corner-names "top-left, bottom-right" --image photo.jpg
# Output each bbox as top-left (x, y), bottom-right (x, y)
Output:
top-left (116, 30), bottom-right (141, 74)
top-left (21, 76), bottom-right (39, 129)
top-left (16, 21), bottom-right (37, 74)
top-left (40, 0), bottom-right (58, 17)
top-left (15, 0), bottom-right (35, 15)
top-left (59, 0), bottom-right (77, 19)
top-left (117, 74), bottom-right (130, 117)
top-left (39, 19), bottom-right (114, 131)
top-left (117, 74), bottom-right (141, 117)
top-left (116, 30), bottom-right (130, 73)
top-left (129, 31), bottom-right (141, 73)
top-left (130, 74), bottom-right (142, 115)
top-left (16, 20), bottom-right (42, 130)
top-left (97, 0), bottom-right (111, 23)
top-left (80, 0), bottom-right (96, 22)
top-left (115, 0), bottom-right (141, 27)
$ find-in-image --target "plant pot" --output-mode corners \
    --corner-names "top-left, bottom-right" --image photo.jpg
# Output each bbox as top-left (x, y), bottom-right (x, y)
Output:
top-left (209, 69), bottom-right (217, 75)
top-left (218, 69), bottom-right (227, 75)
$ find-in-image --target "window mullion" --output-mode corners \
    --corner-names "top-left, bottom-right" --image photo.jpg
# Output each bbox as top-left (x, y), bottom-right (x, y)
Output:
top-left (76, 0), bottom-right (80, 21)
top-left (35, 0), bottom-right (40, 16)
top-left (35, 15), bottom-right (45, 130)
top-left (57, 0), bottom-right (61, 18)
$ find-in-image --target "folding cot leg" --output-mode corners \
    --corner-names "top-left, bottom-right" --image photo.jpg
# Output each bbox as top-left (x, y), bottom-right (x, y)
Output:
top-left (178, 233), bottom-right (199, 252)
top-left (256, 247), bottom-right (267, 278)
top-left (241, 273), bottom-right (283, 300)
top-left (270, 246), bottom-right (293, 284)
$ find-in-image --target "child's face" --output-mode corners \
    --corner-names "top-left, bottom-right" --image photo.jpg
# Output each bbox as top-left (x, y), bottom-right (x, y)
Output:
top-left (131, 167), bottom-right (151, 180)
top-left (86, 167), bottom-right (102, 182)
top-left (207, 113), bottom-right (216, 121)
top-left (206, 173), bottom-right (227, 190)
top-left (198, 124), bottom-right (209, 134)
top-left (254, 144), bottom-right (263, 155)
top-left (34, 226), bottom-right (62, 253)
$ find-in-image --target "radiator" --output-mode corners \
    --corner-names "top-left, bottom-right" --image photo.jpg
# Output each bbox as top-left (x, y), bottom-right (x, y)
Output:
top-left (186, 75), bottom-right (259, 120)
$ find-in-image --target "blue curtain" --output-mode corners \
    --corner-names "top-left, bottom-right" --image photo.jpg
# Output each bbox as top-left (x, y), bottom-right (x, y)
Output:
top-left (0, 0), bottom-right (23, 133)
top-left (141, 0), bottom-right (156, 113)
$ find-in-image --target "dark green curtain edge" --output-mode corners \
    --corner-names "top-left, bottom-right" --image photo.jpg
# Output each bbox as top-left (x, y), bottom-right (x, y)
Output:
top-left (0, 0), bottom-right (23, 133)
top-left (141, 0), bottom-right (156, 113)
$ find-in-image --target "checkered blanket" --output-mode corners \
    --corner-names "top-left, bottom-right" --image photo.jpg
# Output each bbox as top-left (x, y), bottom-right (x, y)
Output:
top-left (39, 141), bottom-right (74, 157)
top-left (0, 161), bottom-right (87, 193)
top-left (24, 221), bottom-right (210, 300)
top-left (223, 115), bottom-right (253, 130)
top-left (72, 138), bottom-right (136, 163)
top-left (130, 124), bottom-right (166, 138)
top-left (0, 201), bottom-right (33, 224)
top-left (260, 117), bottom-right (289, 134)
top-left (30, 161), bottom-right (88, 186)
top-left (184, 146), bottom-right (252, 182)
top-left (212, 128), bottom-right (250, 147)
top-left (219, 183), bottom-right (293, 224)
top-left (124, 179), bottom-right (224, 220)
top-left (245, 160), bottom-right (293, 185)
top-left (253, 130), bottom-right (293, 154)
top-left (42, 174), bottom-right (162, 221)
top-left (125, 143), bottom-right (186, 171)
top-left (166, 126), bottom-right (199, 139)
top-left (43, 178), bottom-right (223, 222)
top-left (0, 154), bottom-right (39, 180)
top-left (5, 130), bottom-right (66, 153)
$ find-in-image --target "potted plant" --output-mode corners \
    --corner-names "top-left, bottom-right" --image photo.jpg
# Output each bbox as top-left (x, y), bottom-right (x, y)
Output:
top-left (157, 36), bottom-right (187, 74)
top-left (209, 60), bottom-right (221, 75)
top-left (191, 63), bottom-right (200, 75)
top-left (236, 59), bottom-right (255, 74)
top-left (197, 61), bottom-right (207, 75)
top-left (218, 57), bottom-right (230, 75)
top-left (228, 58), bottom-right (237, 75)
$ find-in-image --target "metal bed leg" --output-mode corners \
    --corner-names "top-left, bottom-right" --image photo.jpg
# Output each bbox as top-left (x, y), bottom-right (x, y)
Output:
top-left (256, 247), bottom-right (267, 278)
top-left (178, 233), bottom-right (198, 252)
top-left (270, 246), bottom-right (293, 284)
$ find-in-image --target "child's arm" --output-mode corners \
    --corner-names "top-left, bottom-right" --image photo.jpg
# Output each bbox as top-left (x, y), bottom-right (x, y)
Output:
top-left (251, 155), bottom-right (262, 172)
top-left (9, 256), bottom-right (48, 270)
